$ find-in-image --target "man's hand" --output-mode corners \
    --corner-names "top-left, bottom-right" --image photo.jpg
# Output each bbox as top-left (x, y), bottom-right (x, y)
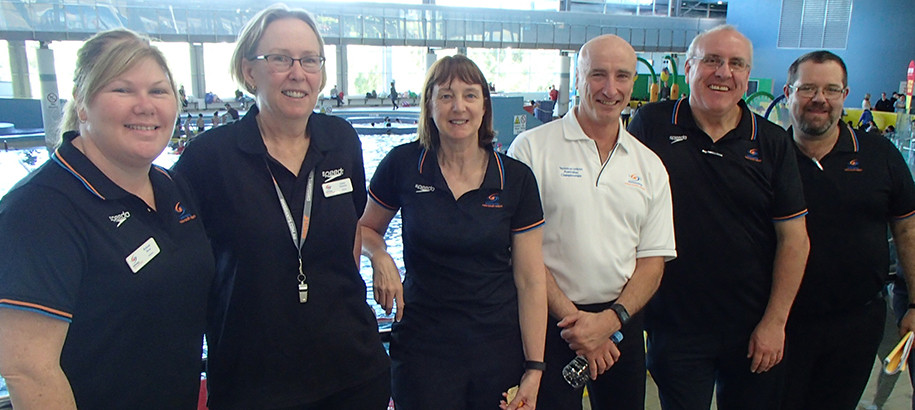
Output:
top-left (747, 317), bottom-right (785, 373)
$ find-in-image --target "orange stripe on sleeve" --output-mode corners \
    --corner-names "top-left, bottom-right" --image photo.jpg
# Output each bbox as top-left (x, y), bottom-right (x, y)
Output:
top-left (0, 299), bottom-right (73, 319)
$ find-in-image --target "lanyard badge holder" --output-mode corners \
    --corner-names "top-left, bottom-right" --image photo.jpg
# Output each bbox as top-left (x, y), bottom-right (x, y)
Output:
top-left (269, 162), bottom-right (316, 304)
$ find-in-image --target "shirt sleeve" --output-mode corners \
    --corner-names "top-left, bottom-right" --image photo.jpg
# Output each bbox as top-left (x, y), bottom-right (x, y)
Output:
top-left (348, 127), bottom-right (368, 217)
top-left (885, 138), bottom-right (915, 219)
top-left (0, 186), bottom-right (84, 322)
top-left (766, 124), bottom-right (808, 221)
top-left (509, 158), bottom-right (545, 233)
top-left (637, 163), bottom-right (677, 261)
top-left (367, 145), bottom-right (404, 211)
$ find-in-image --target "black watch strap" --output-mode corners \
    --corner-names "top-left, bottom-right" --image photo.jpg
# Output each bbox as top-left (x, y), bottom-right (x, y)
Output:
top-left (610, 303), bottom-right (631, 326)
top-left (524, 360), bottom-right (546, 371)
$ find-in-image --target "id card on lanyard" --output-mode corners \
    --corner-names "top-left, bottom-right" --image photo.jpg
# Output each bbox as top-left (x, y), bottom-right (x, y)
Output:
top-left (268, 160), bottom-right (315, 304)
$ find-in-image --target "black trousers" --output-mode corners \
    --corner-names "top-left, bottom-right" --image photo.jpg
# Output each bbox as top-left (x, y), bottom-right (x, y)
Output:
top-left (781, 296), bottom-right (886, 410)
top-left (390, 332), bottom-right (524, 410)
top-left (276, 368), bottom-right (391, 410)
top-left (647, 325), bottom-right (786, 410)
top-left (539, 302), bottom-right (647, 410)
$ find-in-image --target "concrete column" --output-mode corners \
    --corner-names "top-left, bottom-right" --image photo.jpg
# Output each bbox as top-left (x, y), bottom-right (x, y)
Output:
top-left (8, 40), bottom-right (31, 98)
top-left (426, 48), bottom-right (437, 72)
top-left (336, 44), bottom-right (348, 95)
top-left (189, 43), bottom-right (206, 100)
top-left (384, 46), bottom-right (395, 89)
top-left (36, 42), bottom-right (62, 149)
top-left (557, 51), bottom-right (572, 117)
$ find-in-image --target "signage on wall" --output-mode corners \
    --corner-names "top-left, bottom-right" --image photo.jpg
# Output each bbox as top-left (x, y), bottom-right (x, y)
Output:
top-left (906, 60), bottom-right (914, 112)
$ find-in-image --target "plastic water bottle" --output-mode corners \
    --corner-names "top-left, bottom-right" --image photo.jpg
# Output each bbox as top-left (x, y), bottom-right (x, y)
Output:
top-left (562, 331), bottom-right (624, 389)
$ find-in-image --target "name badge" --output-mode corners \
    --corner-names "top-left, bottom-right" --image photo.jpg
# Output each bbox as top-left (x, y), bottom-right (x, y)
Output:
top-left (126, 237), bottom-right (160, 274)
top-left (322, 178), bottom-right (353, 197)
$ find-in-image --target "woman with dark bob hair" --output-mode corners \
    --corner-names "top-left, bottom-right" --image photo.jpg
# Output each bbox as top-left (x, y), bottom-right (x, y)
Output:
top-left (174, 3), bottom-right (390, 409)
top-left (0, 29), bottom-right (214, 409)
top-left (360, 54), bottom-right (548, 409)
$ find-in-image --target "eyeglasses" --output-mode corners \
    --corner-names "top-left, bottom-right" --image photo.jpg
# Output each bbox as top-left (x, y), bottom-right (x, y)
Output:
top-left (251, 54), bottom-right (326, 73)
top-left (690, 54), bottom-right (750, 73)
top-left (788, 84), bottom-right (847, 99)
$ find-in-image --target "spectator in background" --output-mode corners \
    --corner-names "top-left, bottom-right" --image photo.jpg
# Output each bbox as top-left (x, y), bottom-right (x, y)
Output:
top-left (196, 113), bottom-right (205, 133)
top-left (896, 92), bottom-right (907, 114)
top-left (863, 93), bottom-right (872, 110)
top-left (212, 110), bottom-right (221, 128)
top-left (875, 92), bottom-right (894, 112)
top-left (549, 85), bottom-right (559, 102)
top-left (390, 80), bottom-right (399, 110)
top-left (224, 103), bottom-right (240, 122)
top-left (859, 107), bottom-right (875, 130)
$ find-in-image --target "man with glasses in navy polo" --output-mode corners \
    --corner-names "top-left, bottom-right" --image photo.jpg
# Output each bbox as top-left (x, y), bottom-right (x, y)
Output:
top-left (781, 50), bottom-right (915, 410)
top-left (628, 25), bottom-right (810, 409)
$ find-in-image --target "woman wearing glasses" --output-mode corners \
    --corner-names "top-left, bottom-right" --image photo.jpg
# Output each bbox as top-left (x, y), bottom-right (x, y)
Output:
top-left (174, 5), bottom-right (390, 409)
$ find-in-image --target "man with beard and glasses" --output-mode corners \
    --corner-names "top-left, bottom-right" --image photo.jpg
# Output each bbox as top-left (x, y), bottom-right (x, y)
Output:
top-left (781, 50), bottom-right (915, 410)
top-left (628, 25), bottom-right (810, 410)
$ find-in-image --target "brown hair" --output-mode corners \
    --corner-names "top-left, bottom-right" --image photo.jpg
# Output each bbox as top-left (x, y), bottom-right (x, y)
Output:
top-left (417, 54), bottom-right (494, 150)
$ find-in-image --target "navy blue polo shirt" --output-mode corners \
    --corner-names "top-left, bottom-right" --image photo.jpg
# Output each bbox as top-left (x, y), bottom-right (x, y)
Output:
top-left (368, 141), bottom-right (544, 346)
top-left (790, 123), bottom-right (915, 318)
top-left (629, 98), bottom-right (807, 333)
top-left (0, 131), bottom-right (214, 409)
top-left (174, 106), bottom-right (389, 409)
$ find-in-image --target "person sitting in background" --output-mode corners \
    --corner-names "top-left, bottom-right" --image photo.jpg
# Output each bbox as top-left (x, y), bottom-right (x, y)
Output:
top-left (360, 54), bottom-right (547, 410)
top-left (0, 28), bottom-right (213, 409)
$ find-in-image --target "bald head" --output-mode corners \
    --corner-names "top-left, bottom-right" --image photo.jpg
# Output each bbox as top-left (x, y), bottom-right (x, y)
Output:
top-left (578, 34), bottom-right (638, 78)
top-left (575, 34), bottom-right (638, 130)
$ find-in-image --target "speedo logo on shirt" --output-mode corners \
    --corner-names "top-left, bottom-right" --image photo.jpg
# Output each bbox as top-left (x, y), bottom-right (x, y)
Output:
top-left (669, 135), bottom-right (688, 144)
top-left (415, 184), bottom-right (435, 193)
top-left (109, 211), bottom-right (130, 227)
top-left (322, 168), bottom-right (344, 182)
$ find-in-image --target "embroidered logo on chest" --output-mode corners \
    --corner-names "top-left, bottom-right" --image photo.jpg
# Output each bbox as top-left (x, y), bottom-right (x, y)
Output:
top-left (109, 211), bottom-right (130, 227)
top-left (483, 193), bottom-right (503, 208)
top-left (744, 148), bottom-right (762, 163)
top-left (415, 184), bottom-right (435, 193)
top-left (174, 202), bottom-right (197, 224)
top-left (844, 159), bottom-right (863, 172)
top-left (559, 166), bottom-right (584, 178)
top-left (322, 168), bottom-right (345, 182)
top-left (625, 173), bottom-right (645, 189)
top-left (669, 135), bottom-right (688, 144)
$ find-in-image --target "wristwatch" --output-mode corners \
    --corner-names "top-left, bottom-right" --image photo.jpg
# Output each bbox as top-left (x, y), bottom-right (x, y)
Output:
top-left (609, 303), bottom-right (630, 326)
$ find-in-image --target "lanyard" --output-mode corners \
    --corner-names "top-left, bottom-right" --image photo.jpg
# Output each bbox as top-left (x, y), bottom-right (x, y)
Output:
top-left (267, 160), bottom-right (315, 304)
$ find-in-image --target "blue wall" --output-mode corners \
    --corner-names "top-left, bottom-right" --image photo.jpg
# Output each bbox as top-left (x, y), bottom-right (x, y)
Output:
top-left (728, 0), bottom-right (915, 102)
top-left (0, 99), bottom-right (44, 129)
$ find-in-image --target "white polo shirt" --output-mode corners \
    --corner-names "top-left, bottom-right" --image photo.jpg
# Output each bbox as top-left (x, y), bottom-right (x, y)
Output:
top-left (508, 108), bottom-right (676, 304)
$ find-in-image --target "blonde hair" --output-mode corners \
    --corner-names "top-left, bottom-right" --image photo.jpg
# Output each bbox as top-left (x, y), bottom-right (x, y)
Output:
top-left (417, 55), bottom-right (494, 150)
top-left (59, 29), bottom-right (178, 141)
top-left (230, 3), bottom-right (327, 94)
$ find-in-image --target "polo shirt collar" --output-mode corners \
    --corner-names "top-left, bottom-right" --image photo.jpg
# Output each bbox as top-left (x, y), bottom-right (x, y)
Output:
top-left (671, 97), bottom-right (758, 142)
top-left (562, 107), bottom-right (633, 154)
top-left (52, 131), bottom-right (172, 201)
top-left (236, 105), bottom-right (336, 156)
top-left (786, 121), bottom-right (860, 156)
top-left (417, 145), bottom-right (505, 190)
